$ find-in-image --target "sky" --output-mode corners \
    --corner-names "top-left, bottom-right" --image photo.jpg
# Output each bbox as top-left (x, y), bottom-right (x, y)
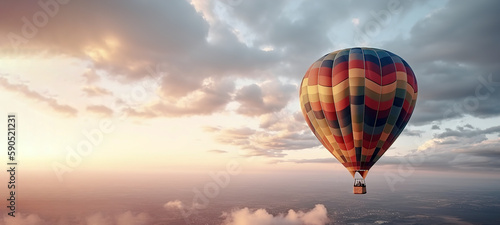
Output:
top-left (0, 0), bottom-right (499, 224)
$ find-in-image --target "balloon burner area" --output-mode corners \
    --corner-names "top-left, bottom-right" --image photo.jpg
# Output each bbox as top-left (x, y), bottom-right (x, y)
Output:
top-left (353, 171), bottom-right (367, 194)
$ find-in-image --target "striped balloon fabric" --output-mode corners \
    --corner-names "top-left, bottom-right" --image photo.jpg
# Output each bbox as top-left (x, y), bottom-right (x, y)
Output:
top-left (299, 47), bottom-right (418, 178)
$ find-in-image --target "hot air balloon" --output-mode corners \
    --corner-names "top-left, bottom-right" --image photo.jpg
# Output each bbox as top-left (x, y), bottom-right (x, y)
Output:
top-left (299, 47), bottom-right (418, 194)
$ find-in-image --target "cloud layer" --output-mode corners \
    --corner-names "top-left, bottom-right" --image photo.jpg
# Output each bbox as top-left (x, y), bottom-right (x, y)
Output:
top-left (2, 0), bottom-right (498, 122)
top-left (205, 111), bottom-right (319, 157)
top-left (0, 76), bottom-right (77, 116)
top-left (0, 211), bottom-right (150, 225)
top-left (385, 1), bottom-right (500, 125)
top-left (221, 204), bottom-right (330, 225)
top-left (1, 0), bottom-right (499, 165)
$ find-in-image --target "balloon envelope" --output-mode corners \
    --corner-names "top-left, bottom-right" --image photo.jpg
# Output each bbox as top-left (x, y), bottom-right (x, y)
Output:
top-left (299, 47), bottom-right (418, 178)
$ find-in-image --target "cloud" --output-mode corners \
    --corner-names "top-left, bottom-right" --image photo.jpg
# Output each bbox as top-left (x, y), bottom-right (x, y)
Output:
top-left (82, 86), bottom-right (112, 97)
top-left (378, 125), bottom-right (500, 171)
top-left (127, 78), bottom-right (235, 117)
top-left (234, 80), bottom-right (296, 116)
top-left (399, 1), bottom-right (500, 68)
top-left (1, 213), bottom-right (45, 225)
top-left (86, 213), bottom-right (112, 225)
top-left (383, 1), bottom-right (500, 125)
top-left (279, 124), bottom-right (500, 170)
top-left (434, 125), bottom-right (500, 139)
top-left (217, 0), bottom-right (421, 74)
top-left (0, 0), bottom-right (430, 121)
top-left (164, 200), bottom-right (186, 210)
top-left (0, 0), bottom-right (280, 105)
top-left (431, 125), bottom-right (440, 130)
top-left (1, 0), bottom-right (209, 76)
top-left (0, 76), bottom-right (77, 116)
top-left (0, 211), bottom-right (151, 225)
top-left (207, 149), bottom-right (228, 154)
top-left (408, 70), bottom-right (500, 125)
top-left (221, 204), bottom-right (330, 225)
top-left (282, 158), bottom-right (336, 164)
top-left (0, 0), bottom-right (425, 120)
top-left (401, 129), bottom-right (425, 137)
top-left (464, 124), bottom-right (474, 129)
top-left (351, 18), bottom-right (360, 25)
top-left (82, 69), bottom-right (101, 84)
top-left (206, 112), bottom-right (319, 157)
top-left (122, 77), bottom-right (299, 118)
top-left (164, 200), bottom-right (330, 225)
top-left (86, 104), bottom-right (114, 116)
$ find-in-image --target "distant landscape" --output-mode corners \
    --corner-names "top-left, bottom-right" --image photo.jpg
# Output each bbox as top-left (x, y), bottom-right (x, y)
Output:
top-left (14, 170), bottom-right (500, 224)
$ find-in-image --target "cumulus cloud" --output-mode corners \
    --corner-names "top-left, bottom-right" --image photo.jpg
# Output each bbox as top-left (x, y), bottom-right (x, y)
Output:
top-left (164, 200), bottom-right (186, 210)
top-left (378, 125), bottom-right (500, 171)
top-left (1, 0), bottom-right (497, 124)
top-left (120, 77), bottom-right (300, 118)
top-left (1, 1), bottom-right (208, 76)
top-left (434, 125), bottom-right (500, 139)
top-left (1, 213), bottom-right (45, 225)
top-left (0, 76), bottom-right (77, 116)
top-left (235, 80), bottom-right (296, 116)
top-left (279, 124), bottom-right (500, 170)
top-left (82, 69), bottom-right (101, 84)
top-left (206, 112), bottom-right (319, 157)
top-left (0, 0), bottom-right (461, 123)
top-left (384, 1), bottom-right (500, 125)
top-left (0, 0), bottom-right (280, 105)
top-left (282, 158), bottom-right (336, 164)
top-left (401, 128), bottom-right (425, 137)
top-left (395, 1), bottom-right (500, 68)
top-left (464, 124), bottom-right (474, 129)
top-left (0, 211), bottom-right (151, 225)
top-left (86, 104), bottom-right (114, 116)
top-left (82, 86), bottom-right (112, 97)
top-left (127, 78), bottom-right (235, 117)
top-left (86, 213), bottom-right (112, 225)
top-left (1, 0), bottom-right (498, 169)
top-left (0, 0), bottom-right (425, 121)
top-left (221, 204), bottom-right (330, 225)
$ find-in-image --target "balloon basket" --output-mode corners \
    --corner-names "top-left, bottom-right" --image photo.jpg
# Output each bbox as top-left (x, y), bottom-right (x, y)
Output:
top-left (353, 186), bottom-right (366, 194)
top-left (353, 178), bottom-right (367, 194)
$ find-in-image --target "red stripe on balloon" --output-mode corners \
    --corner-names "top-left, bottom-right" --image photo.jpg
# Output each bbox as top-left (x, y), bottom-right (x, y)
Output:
top-left (335, 97), bottom-right (350, 110)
